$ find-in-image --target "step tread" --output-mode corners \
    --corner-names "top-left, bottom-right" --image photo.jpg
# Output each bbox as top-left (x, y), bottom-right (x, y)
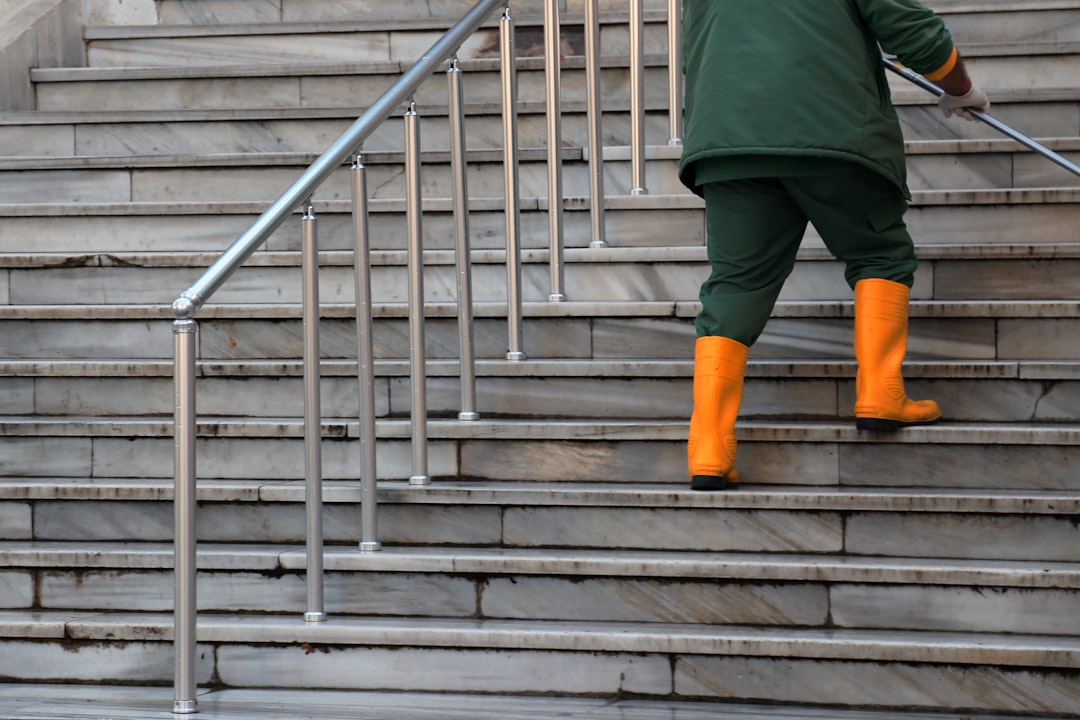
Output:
top-left (3, 540), bottom-right (1078, 588)
top-left (4, 610), bottom-right (1078, 666)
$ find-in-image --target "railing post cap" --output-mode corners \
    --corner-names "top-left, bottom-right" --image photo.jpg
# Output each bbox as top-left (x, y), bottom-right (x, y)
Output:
top-left (173, 297), bottom-right (197, 319)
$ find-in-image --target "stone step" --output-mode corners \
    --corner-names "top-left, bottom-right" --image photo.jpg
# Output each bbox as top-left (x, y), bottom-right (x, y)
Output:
top-left (79, 10), bottom-right (674, 69)
top-left (0, 146), bottom-right (696, 204)
top-left (2, 188), bottom-right (1079, 254)
top-left (2, 243), bottom-right (1080, 308)
top-left (2, 358), bottom-right (1080, 425)
top-left (3, 139), bottom-right (1079, 206)
top-left (1, 357), bottom-right (1078, 424)
top-left (144, 0), bottom-right (1080, 29)
top-left (0, 418), bottom-right (1077, 490)
top-left (4, 541), bottom-right (1079, 633)
top-left (0, 298), bottom-right (1077, 361)
top-left (4, 88), bottom-right (1078, 156)
top-left (143, 0), bottom-right (1080, 29)
top-left (0, 610), bottom-right (1077, 714)
top-left (30, 57), bottom-right (676, 113)
top-left (0, 685), bottom-right (1063, 720)
top-left (0, 103), bottom-right (676, 156)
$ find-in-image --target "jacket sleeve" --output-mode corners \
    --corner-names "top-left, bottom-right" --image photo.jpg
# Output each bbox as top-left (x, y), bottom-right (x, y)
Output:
top-left (853, 0), bottom-right (956, 76)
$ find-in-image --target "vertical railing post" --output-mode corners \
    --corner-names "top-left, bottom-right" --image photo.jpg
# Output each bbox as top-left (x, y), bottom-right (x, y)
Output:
top-left (405, 101), bottom-right (430, 485)
top-left (501, 6), bottom-right (526, 361)
top-left (630, 0), bottom-right (648, 195)
top-left (351, 154), bottom-right (381, 552)
top-left (544, 0), bottom-right (566, 301)
top-left (172, 316), bottom-right (198, 715)
top-left (448, 59), bottom-right (480, 422)
top-left (667, 0), bottom-right (683, 146)
top-left (301, 203), bottom-right (326, 622)
top-left (585, 0), bottom-right (607, 248)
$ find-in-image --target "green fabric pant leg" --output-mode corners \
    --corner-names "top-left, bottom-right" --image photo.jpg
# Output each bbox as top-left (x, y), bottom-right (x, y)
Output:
top-left (696, 167), bottom-right (918, 345)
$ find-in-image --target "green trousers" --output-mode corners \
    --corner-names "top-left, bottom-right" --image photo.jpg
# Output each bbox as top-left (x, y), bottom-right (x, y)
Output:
top-left (696, 166), bottom-right (918, 345)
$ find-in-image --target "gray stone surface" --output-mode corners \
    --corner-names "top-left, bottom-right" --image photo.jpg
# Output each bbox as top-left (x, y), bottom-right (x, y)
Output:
top-left (675, 656), bottom-right (1080, 715)
top-left (0, 570), bottom-right (31, 607)
top-left (214, 644), bottom-right (672, 695)
top-left (0, 683), bottom-right (1057, 720)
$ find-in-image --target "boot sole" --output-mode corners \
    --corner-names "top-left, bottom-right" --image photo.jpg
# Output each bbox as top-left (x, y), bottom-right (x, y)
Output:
top-left (691, 475), bottom-right (736, 491)
top-left (856, 416), bottom-right (942, 432)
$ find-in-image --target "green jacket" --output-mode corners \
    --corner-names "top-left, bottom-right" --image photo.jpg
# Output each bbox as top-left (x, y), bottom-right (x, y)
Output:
top-left (679, 0), bottom-right (956, 199)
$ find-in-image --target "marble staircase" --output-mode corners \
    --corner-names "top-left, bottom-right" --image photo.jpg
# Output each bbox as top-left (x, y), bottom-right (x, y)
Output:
top-left (1, 0), bottom-right (1080, 716)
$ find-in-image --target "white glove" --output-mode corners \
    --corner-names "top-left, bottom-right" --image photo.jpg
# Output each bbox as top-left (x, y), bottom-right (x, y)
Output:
top-left (939, 86), bottom-right (990, 121)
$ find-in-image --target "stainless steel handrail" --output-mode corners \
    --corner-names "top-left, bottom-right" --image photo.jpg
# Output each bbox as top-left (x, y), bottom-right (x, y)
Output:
top-left (169, 0), bottom-right (506, 713)
top-left (171, 0), bottom-right (506, 319)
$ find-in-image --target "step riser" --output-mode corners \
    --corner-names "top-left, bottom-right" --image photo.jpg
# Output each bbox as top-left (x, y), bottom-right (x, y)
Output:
top-left (5, 374), bottom-right (1080, 426)
top-left (0, 637), bottom-right (1076, 715)
top-left (0, 314), bottom-right (1075, 362)
top-left (34, 65), bottom-right (675, 113)
top-left (6, 568), bottom-right (1077, 637)
top-left (83, 21), bottom-right (672, 69)
top-left (0, 157), bottom-right (690, 205)
top-left (3, 433), bottom-right (1078, 489)
top-left (6, 495), bottom-right (1080, 559)
top-left (3, 98), bottom-right (1075, 156)
top-left (0, 111), bottom-right (675, 157)
top-left (3, 201), bottom-right (1078, 254)
top-left (5, 148), bottom-right (1080, 206)
top-left (6, 255), bottom-right (1080, 306)
top-left (148, 0), bottom-right (1080, 50)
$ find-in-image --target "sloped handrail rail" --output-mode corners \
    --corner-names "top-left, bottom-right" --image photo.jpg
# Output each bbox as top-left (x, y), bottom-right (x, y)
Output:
top-left (171, 0), bottom-right (505, 319)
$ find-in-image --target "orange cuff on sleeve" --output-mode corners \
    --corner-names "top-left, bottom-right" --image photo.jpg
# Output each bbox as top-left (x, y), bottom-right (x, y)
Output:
top-left (923, 47), bottom-right (958, 81)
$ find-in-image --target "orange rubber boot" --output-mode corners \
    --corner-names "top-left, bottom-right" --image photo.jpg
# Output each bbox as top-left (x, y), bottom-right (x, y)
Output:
top-left (688, 336), bottom-right (749, 490)
top-left (854, 278), bottom-right (942, 431)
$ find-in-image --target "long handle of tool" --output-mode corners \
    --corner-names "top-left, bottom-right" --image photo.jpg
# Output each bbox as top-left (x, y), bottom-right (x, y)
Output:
top-left (881, 55), bottom-right (1080, 180)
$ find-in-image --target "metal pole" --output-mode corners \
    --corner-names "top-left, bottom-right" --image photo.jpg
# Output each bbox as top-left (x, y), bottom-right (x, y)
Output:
top-left (501, 7), bottom-right (526, 361)
top-left (351, 155), bottom-right (381, 552)
top-left (882, 56), bottom-right (1080, 180)
top-left (172, 318), bottom-right (198, 715)
top-left (301, 204), bottom-right (326, 622)
top-left (544, 0), bottom-right (567, 302)
top-left (667, 0), bottom-right (683, 146)
top-left (405, 102), bottom-right (430, 485)
top-left (585, 0), bottom-right (607, 248)
top-left (629, 0), bottom-right (648, 195)
top-left (448, 60), bottom-right (480, 422)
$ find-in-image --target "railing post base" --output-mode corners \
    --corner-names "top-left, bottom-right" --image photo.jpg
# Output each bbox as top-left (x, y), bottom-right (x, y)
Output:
top-left (173, 699), bottom-right (198, 715)
top-left (458, 411), bottom-right (480, 421)
top-left (360, 540), bottom-right (383, 553)
top-left (304, 611), bottom-right (327, 623)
